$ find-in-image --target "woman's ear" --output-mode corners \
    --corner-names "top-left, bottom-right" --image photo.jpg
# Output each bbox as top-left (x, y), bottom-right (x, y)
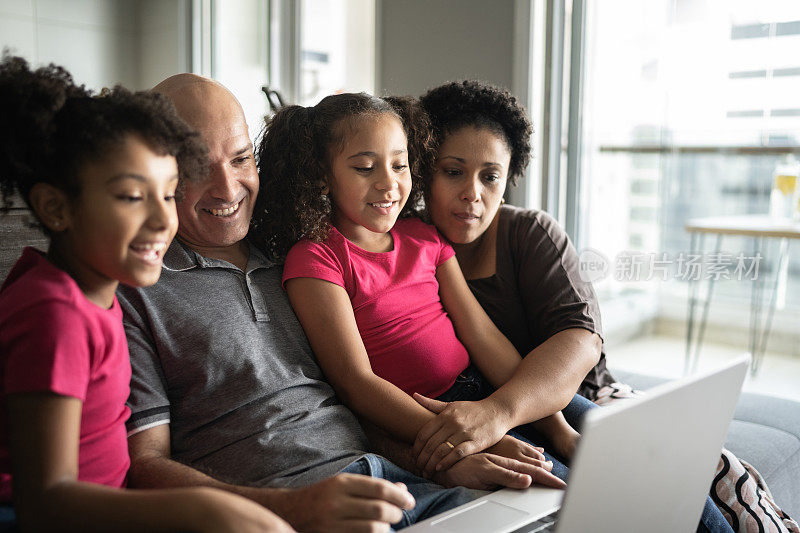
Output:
top-left (318, 178), bottom-right (330, 195)
top-left (29, 183), bottom-right (72, 232)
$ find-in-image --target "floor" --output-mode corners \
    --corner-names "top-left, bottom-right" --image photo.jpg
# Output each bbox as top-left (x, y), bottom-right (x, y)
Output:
top-left (608, 334), bottom-right (800, 402)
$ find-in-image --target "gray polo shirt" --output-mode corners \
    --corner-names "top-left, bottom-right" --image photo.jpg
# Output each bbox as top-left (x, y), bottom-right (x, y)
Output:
top-left (118, 239), bottom-right (369, 488)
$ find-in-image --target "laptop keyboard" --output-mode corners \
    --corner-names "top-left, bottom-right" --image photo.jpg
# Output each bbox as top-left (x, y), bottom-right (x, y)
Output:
top-left (510, 510), bottom-right (558, 532)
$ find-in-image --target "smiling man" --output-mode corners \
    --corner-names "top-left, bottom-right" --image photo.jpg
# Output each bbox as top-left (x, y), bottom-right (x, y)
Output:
top-left (115, 74), bottom-right (562, 532)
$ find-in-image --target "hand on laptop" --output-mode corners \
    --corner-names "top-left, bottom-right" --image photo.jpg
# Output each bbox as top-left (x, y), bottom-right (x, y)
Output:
top-left (432, 453), bottom-right (567, 491)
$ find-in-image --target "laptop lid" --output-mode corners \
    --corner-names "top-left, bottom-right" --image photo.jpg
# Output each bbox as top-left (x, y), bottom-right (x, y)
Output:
top-left (405, 355), bottom-right (749, 533)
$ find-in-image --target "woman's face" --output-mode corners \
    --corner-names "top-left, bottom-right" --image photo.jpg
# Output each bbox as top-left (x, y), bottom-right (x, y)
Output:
top-left (428, 126), bottom-right (511, 245)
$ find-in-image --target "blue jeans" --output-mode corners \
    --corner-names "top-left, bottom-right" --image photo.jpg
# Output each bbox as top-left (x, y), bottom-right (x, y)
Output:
top-left (341, 454), bottom-right (478, 530)
top-left (436, 365), bottom-right (733, 533)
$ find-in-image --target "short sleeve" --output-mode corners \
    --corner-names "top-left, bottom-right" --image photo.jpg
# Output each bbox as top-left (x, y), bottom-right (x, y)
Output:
top-left (2, 300), bottom-right (91, 401)
top-left (436, 232), bottom-right (455, 267)
top-left (117, 286), bottom-right (171, 435)
top-left (514, 210), bottom-right (603, 342)
top-left (282, 239), bottom-right (347, 290)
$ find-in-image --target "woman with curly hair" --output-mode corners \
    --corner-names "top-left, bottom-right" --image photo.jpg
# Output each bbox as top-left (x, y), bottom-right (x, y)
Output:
top-left (254, 93), bottom-right (572, 488)
top-left (0, 55), bottom-right (291, 532)
top-left (418, 80), bottom-right (734, 533)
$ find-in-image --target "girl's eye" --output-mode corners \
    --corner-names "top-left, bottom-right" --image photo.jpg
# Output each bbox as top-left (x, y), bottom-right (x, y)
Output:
top-left (117, 195), bottom-right (143, 203)
top-left (393, 164), bottom-right (408, 172)
top-left (483, 174), bottom-right (500, 183)
top-left (164, 194), bottom-right (176, 202)
top-left (354, 166), bottom-right (374, 173)
top-left (443, 168), bottom-right (462, 177)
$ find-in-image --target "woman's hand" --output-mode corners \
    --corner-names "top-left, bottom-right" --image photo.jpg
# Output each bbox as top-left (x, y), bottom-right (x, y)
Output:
top-left (412, 394), bottom-right (513, 476)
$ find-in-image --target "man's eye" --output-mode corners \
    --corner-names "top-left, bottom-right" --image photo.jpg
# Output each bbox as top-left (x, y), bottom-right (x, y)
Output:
top-left (164, 194), bottom-right (176, 202)
top-left (233, 156), bottom-right (251, 165)
top-left (484, 174), bottom-right (500, 183)
top-left (393, 164), bottom-right (408, 172)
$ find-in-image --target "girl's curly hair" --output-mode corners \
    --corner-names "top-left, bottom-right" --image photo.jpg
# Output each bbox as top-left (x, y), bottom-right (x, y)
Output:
top-left (252, 92), bottom-right (434, 260)
top-left (419, 80), bottom-right (532, 184)
top-left (0, 54), bottom-right (208, 230)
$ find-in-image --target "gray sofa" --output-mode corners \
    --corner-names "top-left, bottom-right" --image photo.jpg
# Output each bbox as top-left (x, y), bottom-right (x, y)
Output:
top-left (1, 214), bottom-right (798, 520)
top-left (613, 368), bottom-right (800, 519)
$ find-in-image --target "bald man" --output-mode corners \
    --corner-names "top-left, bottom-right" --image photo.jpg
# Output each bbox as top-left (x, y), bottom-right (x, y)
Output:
top-left (118, 74), bottom-right (560, 532)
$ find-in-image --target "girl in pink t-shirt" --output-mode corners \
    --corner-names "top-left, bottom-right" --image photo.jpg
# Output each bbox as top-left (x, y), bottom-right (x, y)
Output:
top-left (253, 93), bottom-right (577, 484)
top-left (0, 56), bottom-right (291, 532)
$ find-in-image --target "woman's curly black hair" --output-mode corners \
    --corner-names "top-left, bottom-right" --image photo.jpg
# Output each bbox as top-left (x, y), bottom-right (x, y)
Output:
top-left (0, 54), bottom-right (208, 231)
top-left (252, 92), bottom-right (434, 260)
top-left (419, 80), bottom-right (532, 185)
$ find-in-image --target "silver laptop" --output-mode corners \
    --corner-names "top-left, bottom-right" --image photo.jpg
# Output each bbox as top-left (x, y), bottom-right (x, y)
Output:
top-left (406, 354), bottom-right (749, 533)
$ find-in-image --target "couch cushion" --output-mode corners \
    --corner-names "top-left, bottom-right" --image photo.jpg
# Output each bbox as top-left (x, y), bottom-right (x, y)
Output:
top-left (611, 369), bottom-right (800, 519)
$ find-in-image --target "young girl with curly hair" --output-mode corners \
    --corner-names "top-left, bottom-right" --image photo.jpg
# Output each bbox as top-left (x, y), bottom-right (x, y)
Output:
top-left (253, 92), bottom-right (575, 485)
top-left (0, 56), bottom-right (291, 532)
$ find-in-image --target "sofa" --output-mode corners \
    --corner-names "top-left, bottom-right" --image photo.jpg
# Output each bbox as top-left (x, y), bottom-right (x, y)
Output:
top-left (613, 368), bottom-right (800, 519)
top-left (1, 212), bottom-right (798, 520)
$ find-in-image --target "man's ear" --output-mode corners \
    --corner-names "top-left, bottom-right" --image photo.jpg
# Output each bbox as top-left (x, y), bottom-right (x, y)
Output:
top-left (29, 183), bottom-right (72, 232)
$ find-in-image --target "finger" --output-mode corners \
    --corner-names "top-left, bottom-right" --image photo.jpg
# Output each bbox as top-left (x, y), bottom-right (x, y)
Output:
top-left (484, 454), bottom-right (564, 489)
top-left (336, 474), bottom-right (416, 509)
top-left (338, 497), bottom-right (405, 524)
top-left (413, 392), bottom-right (448, 414)
top-left (413, 418), bottom-right (444, 458)
top-left (471, 460), bottom-right (533, 490)
top-left (531, 467), bottom-right (567, 489)
top-left (434, 441), bottom-right (477, 472)
top-left (416, 426), bottom-right (453, 470)
top-left (521, 445), bottom-right (546, 462)
top-left (329, 519), bottom-right (393, 533)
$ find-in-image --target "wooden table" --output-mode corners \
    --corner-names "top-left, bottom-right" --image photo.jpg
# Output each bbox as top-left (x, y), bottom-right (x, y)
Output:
top-left (684, 215), bottom-right (800, 375)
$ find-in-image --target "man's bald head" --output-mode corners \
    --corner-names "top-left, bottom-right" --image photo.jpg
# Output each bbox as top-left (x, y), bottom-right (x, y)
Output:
top-left (153, 73), bottom-right (247, 132)
top-left (152, 74), bottom-right (258, 264)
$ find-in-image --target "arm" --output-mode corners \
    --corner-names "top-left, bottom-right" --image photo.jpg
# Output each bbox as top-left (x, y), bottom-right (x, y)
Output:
top-left (128, 418), bottom-right (414, 533)
top-left (414, 258), bottom-right (590, 471)
top-left (285, 277), bottom-right (441, 442)
top-left (7, 392), bottom-right (292, 533)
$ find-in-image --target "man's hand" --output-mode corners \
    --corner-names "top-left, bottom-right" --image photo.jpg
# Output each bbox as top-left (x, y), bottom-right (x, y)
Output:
top-left (412, 394), bottom-right (512, 475)
top-left (432, 453), bottom-right (566, 491)
top-left (265, 473), bottom-right (415, 533)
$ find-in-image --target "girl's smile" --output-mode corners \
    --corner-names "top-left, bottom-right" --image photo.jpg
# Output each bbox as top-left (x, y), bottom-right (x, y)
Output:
top-left (50, 134), bottom-right (179, 308)
top-left (327, 114), bottom-right (411, 252)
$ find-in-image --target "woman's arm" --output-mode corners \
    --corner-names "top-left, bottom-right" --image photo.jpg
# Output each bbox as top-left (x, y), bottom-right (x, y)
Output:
top-left (7, 392), bottom-right (292, 533)
top-left (415, 257), bottom-right (592, 472)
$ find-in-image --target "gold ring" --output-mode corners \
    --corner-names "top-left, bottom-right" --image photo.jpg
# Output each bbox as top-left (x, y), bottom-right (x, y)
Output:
top-left (444, 441), bottom-right (455, 449)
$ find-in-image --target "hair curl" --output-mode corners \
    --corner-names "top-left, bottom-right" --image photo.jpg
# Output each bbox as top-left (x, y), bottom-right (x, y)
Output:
top-left (0, 54), bottom-right (207, 230)
top-left (252, 92), bottom-right (434, 260)
top-left (419, 80), bottom-right (532, 184)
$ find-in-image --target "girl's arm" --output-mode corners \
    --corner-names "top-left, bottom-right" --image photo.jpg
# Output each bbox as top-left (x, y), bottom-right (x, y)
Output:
top-left (285, 277), bottom-right (441, 442)
top-left (7, 392), bottom-right (293, 533)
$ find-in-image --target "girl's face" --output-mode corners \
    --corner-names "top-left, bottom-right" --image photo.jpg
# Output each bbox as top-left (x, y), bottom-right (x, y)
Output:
top-left (427, 126), bottom-right (511, 246)
top-left (59, 134), bottom-right (179, 303)
top-left (327, 114), bottom-right (411, 250)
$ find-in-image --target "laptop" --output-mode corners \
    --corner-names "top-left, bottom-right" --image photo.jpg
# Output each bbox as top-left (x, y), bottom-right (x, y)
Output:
top-left (406, 354), bottom-right (750, 533)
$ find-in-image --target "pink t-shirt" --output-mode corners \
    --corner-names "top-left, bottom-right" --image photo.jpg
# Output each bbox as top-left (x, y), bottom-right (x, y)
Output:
top-left (0, 248), bottom-right (131, 502)
top-left (283, 217), bottom-right (470, 398)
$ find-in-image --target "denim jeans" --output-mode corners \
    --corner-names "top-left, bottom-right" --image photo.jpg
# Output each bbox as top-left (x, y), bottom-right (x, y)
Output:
top-left (435, 365), bottom-right (733, 533)
top-left (340, 453), bottom-right (479, 530)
